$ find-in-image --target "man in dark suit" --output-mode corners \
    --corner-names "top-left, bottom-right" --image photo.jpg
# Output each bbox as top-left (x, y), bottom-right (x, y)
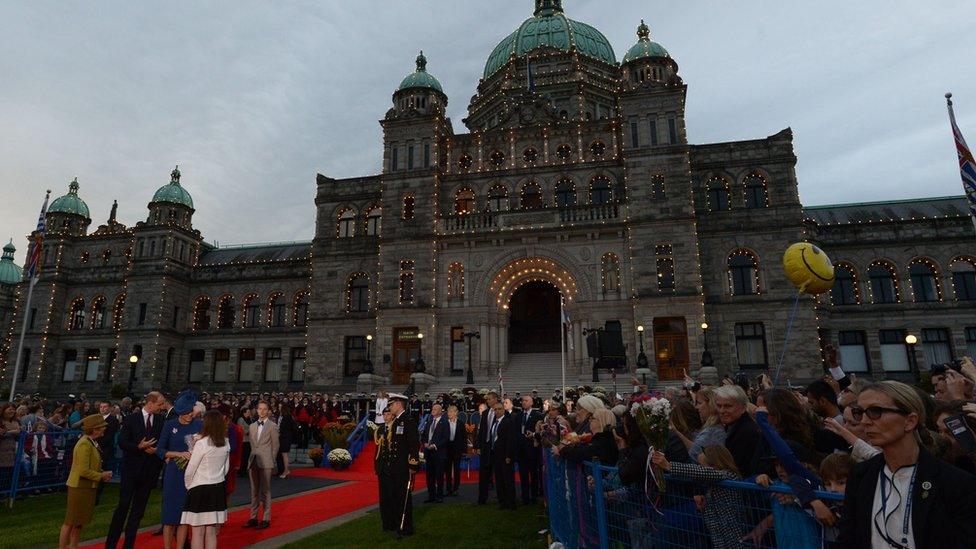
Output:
top-left (377, 393), bottom-right (420, 536)
top-left (444, 405), bottom-right (466, 496)
top-left (96, 401), bottom-right (120, 469)
top-left (489, 400), bottom-right (518, 510)
top-left (105, 391), bottom-right (165, 549)
top-left (420, 403), bottom-right (449, 502)
top-left (515, 395), bottom-right (543, 504)
top-left (476, 391), bottom-right (500, 504)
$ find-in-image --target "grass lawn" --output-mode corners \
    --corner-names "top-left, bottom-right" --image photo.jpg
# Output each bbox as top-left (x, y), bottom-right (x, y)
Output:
top-left (0, 485), bottom-right (163, 549)
top-left (283, 502), bottom-right (550, 549)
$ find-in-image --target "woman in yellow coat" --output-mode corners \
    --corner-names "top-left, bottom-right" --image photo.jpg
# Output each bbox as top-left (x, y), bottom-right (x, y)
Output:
top-left (60, 414), bottom-right (113, 549)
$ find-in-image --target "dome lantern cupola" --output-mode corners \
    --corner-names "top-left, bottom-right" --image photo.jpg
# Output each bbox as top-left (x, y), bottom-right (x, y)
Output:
top-left (534, 0), bottom-right (563, 16)
top-left (148, 165), bottom-right (195, 229)
top-left (47, 178), bottom-right (91, 236)
top-left (621, 19), bottom-right (681, 87)
top-left (391, 51), bottom-right (447, 117)
top-left (0, 239), bottom-right (22, 285)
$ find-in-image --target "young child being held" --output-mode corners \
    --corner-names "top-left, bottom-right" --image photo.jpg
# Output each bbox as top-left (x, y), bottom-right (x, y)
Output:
top-left (651, 445), bottom-right (747, 549)
top-left (818, 453), bottom-right (854, 545)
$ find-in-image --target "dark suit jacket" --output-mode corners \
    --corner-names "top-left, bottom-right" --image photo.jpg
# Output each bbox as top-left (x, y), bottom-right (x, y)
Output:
top-left (445, 419), bottom-right (466, 456)
top-left (839, 448), bottom-right (976, 549)
top-left (421, 415), bottom-right (450, 460)
top-left (560, 430), bottom-right (619, 465)
top-left (515, 409), bottom-right (543, 453)
top-left (477, 409), bottom-right (497, 455)
top-left (378, 412), bottom-right (420, 477)
top-left (490, 413), bottom-right (518, 463)
top-left (117, 410), bottom-right (164, 479)
top-left (97, 414), bottom-right (120, 460)
top-left (724, 413), bottom-right (766, 477)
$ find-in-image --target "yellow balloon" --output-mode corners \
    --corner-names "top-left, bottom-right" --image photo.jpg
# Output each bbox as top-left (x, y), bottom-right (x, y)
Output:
top-left (782, 242), bottom-right (835, 295)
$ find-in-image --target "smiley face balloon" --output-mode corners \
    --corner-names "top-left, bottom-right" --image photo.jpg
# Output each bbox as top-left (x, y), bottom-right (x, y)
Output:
top-left (782, 242), bottom-right (835, 295)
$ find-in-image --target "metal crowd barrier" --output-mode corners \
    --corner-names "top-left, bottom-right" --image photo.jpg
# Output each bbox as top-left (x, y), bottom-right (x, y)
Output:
top-left (2, 428), bottom-right (84, 505)
top-left (543, 450), bottom-right (844, 549)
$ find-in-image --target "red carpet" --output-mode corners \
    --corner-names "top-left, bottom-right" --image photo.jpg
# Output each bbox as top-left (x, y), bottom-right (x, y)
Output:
top-left (80, 443), bottom-right (459, 548)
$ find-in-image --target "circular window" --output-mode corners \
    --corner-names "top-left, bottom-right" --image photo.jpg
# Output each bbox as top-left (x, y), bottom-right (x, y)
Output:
top-left (458, 154), bottom-right (473, 170)
top-left (590, 141), bottom-right (607, 157)
top-left (556, 144), bottom-right (573, 160)
top-left (523, 147), bottom-right (539, 164)
top-left (489, 150), bottom-right (506, 166)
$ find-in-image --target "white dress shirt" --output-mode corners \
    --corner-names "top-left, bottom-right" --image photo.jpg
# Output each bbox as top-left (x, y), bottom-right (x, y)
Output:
top-left (871, 464), bottom-right (917, 549)
top-left (448, 419), bottom-right (457, 441)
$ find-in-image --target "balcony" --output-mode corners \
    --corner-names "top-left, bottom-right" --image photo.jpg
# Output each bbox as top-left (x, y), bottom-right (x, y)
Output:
top-left (439, 203), bottom-right (622, 235)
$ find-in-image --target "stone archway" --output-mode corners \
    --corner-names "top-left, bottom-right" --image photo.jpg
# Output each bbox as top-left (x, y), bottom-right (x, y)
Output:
top-left (508, 280), bottom-right (561, 353)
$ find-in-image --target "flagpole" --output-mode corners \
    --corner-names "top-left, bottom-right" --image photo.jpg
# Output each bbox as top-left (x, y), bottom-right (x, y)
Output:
top-left (9, 278), bottom-right (35, 401)
top-left (560, 296), bottom-right (566, 399)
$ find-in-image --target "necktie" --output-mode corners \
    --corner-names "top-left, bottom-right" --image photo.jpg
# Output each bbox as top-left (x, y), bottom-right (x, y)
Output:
top-left (491, 418), bottom-right (499, 448)
top-left (145, 414), bottom-right (151, 433)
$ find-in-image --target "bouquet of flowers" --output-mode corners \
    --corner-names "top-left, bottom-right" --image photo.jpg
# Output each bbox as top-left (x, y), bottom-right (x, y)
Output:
top-left (540, 419), bottom-right (568, 447)
top-left (630, 395), bottom-right (671, 492)
top-left (327, 448), bottom-right (352, 470)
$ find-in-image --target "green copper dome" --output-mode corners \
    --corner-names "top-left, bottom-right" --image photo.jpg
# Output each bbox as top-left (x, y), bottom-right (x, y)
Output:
top-left (48, 178), bottom-right (90, 219)
top-left (0, 240), bottom-right (22, 285)
top-left (622, 20), bottom-right (670, 64)
top-left (398, 52), bottom-right (444, 94)
top-left (483, 0), bottom-right (616, 80)
top-left (151, 166), bottom-right (194, 208)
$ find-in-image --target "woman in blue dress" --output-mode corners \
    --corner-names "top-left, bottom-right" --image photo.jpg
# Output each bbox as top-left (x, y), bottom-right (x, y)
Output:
top-left (157, 391), bottom-right (202, 549)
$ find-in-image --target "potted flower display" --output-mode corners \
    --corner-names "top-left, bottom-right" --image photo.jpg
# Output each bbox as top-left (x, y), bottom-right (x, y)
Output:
top-left (308, 448), bottom-right (324, 467)
top-left (327, 448), bottom-right (353, 470)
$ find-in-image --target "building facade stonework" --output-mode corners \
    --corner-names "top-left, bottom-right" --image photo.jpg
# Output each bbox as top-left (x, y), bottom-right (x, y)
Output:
top-left (3, 1), bottom-right (974, 396)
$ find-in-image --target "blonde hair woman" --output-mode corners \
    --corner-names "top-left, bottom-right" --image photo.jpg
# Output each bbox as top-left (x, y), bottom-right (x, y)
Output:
top-left (60, 415), bottom-right (113, 549)
top-left (673, 387), bottom-right (727, 462)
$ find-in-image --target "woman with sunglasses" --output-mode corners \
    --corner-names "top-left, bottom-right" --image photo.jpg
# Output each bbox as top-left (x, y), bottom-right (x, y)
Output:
top-left (838, 380), bottom-right (976, 548)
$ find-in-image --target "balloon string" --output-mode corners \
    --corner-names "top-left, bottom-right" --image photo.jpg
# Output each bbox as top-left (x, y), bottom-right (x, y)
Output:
top-left (773, 291), bottom-right (801, 386)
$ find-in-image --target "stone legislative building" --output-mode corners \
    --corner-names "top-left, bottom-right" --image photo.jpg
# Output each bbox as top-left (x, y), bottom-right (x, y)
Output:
top-left (2, 0), bottom-right (975, 396)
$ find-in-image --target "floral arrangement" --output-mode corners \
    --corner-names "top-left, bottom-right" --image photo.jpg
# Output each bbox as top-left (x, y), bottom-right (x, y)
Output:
top-left (630, 394), bottom-right (672, 492)
top-left (327, 448), bottom-right (352, 469)
top-left (562, 432), bottom-right (593, 445)
top-left (307, 448), bottom-right (324, 460)
top-left (321, 421), bottom-right (357, 450)
top-left (540, 419), bottom-right (568, 447)
top-left (174, 456), bottom-right (189, 470)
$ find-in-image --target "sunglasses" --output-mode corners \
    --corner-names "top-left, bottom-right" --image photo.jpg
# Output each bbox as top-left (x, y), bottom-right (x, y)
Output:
top-left (849, 405), bottom-right (909, 422)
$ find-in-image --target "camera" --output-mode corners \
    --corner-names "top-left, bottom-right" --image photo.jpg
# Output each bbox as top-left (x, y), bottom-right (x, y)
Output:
top-left (930, 360), bottom-right (963, 377)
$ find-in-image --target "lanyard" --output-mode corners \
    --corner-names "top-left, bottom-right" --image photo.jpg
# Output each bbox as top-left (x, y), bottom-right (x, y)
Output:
top-left (877, 465), bottom-right (918, 548)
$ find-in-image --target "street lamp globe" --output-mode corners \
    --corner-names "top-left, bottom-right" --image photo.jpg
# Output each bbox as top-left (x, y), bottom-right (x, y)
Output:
top-left (417, 333), bottom-right (423, 340)
top-left (637, 325), bottom-right (644, 333)
top-left (905, 334), bottom-right (918, 346)
top-left (129, 355), bottom-right (138, 364)
top-left (366, 334), bottom-right (373, 341)
top-left (701, 322), bottom-right (709, 331)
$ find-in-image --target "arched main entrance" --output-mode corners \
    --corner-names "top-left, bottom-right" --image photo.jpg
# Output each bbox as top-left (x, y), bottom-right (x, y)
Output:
top-left (508, 281), bottom-right (561, 353)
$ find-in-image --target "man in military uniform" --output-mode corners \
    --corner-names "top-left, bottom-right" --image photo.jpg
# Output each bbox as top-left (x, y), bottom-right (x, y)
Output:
top-left (377, 393), bottom-right (420, 536)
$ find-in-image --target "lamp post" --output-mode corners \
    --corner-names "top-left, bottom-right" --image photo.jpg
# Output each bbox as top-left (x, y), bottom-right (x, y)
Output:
top-left (364, 334), bottom-right (374, 374)
top-left (414, 332), bottom-right (425, 373)
top-left (127, 354), bottom-right (139, 397)
top-left (905, 334), bottom-right (919, 382)
top-left (464, 331), bottom-right (480, 384)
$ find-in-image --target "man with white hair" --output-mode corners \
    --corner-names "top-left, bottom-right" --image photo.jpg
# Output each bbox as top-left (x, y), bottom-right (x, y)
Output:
top-left (714, 385), bottom-right (764, 477)
top-left (573, 394), bottom-right (604, 435)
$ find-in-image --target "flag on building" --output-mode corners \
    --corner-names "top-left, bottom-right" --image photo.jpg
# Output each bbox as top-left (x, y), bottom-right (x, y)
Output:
top-left (24, 191), bottom-right (50, 281)
top-left (561, 297), bottom-right (573, 350)
top-left (946, 93), bottom-right (976, 232)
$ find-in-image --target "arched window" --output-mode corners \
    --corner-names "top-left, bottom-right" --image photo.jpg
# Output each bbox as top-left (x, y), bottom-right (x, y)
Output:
top-left (347, 274), bottom-right (370, 312)
top-left (67, 297), bottom-right (85, 331)
top-left (831, 264), bottom-right (860, 305)
top-left (488, 185), bottom-right (508, 212)
top-left (868, 262), bottom-right (900, 303)
top-left (909, 259), bottom-right (941, 302)
top-left (458, 154), bottom-right (473, 171)
top-left (555, 178), bottom-right (576, 207)
top-left (192, 296), bottom-right (212, 331)
top-left (454, 188), bottom-right (476, 215)
top-left (521, 182), bottom-right (543, 209)
top-left (402, 195), bottom-right (415, 220)
top-left (590, 177), bottom-right (613, 205)
top-left (365, 206), bottom-right (382, 236)
top-left (742, 173), bottom-right (769, 208)
top-left (90, 296), bottom-right (107, 329)
top-left (651, 174), bottom-right (666, 200)
top-left (448, 263), bottom-right (465, 300)
top-left (602, 253), bottom-right (621, 294)
top-left (707, 176), bottom-right (731, 211)
top-left (728, 250), bottom-right (759, 295)
top-left (337, 209), bottom-right (356, 238)
top-left (242, 293), bottom-right (261, 328)
top-left (268, 293), bottom-right (286, 327)
top-left (101, 249), bottom-right (112, 264)
top-left (489, 149), bottom-right (506, 166)
top-left (590, 141), bottom-right (607, 158)
top-left (950, 257), bottom-right (976, 301)
top-left (293, 291), bottom-right (310, 326)
top-left (556, 144), bottom-right (573, 160)
top-left (523, 147), bottom-right (538, 164)
top-left (112, 294), bottom-right (126, 330)
top-left (216, 294), bottom-right (236, 329)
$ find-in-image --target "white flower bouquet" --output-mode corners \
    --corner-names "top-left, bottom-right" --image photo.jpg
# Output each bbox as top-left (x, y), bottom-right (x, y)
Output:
top-left (327, 448), bottom-right (353, 470)
top-left (630, 394), bottom-right (671, 492)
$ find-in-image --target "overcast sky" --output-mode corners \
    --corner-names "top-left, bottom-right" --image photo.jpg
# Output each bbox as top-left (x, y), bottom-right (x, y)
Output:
top-left (1, 0), bottom-right (974, 265)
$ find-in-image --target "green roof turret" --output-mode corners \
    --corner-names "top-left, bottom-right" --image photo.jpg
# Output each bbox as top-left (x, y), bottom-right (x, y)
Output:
top-left (48, 177), bottom-right (91, 219)
top-left (397, 51), bottom-right (444, 94)
top-left (151, 165), bottom-right (194, 208)
top-left (0, 239), bottom-right (22, 285)
top-left (622, 19), bottom-right (671, 64)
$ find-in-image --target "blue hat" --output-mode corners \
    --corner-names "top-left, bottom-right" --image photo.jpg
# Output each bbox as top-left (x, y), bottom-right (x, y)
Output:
top-left (172, 389), bottom-right (198, 415)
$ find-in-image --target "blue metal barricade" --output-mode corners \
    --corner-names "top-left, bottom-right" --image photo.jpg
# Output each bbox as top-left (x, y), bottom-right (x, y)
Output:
top-left (544, 450), bottom-right (844, 548)
top-left (3, 428), bottom-right (83, 505)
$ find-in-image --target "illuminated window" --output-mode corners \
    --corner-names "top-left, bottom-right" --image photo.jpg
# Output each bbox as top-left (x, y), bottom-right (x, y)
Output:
top-left (488, 185), bottom-right (509, 211)
top-left (656, 245), bottom-right (675, 291)
top-left (293, 292), bottom-right (309, 326)
top-left (590, 177), bottom-right (613, 205)
top-left (735, 323), bottom-right (768, 368)
top-left (458, 154), bottom-right (473, 170)
top-left (909, 260), bottom-right (940, 302)
top-left (402, 195), bottom-right (415, 220)
top-left (838, 331), bottom-right (870, 372)
top-left (555, 178), bottom-right (576, 207)
top-left (67, 298), bottom-right (85, 331)
top-left (399, 261), bottom-right (415, 304)
top-left (556, 144), bottom-right (573, 160)
top-left (868, 262), bottom-right (899, 303)
top-left (729, 251), bottom-right (759, 296)
top-left (651, 174), bottom-right (666, 200)
top-left (216, 295), bottom-right (236, 329)
top-left (922, 328), bottom-right (953, 367)
top-left (192, 297), bottom-right (212, 330)
top-left (268, 293), bottom-right (285, 327)
top-left (523, 148), bottom-right (538, 164)
top-left (743, 173), bottom-right (768, 208)
top-left (521, 182), bottom-right (543, 209)
top-left (951, 258), bottom-right (976, 301)
top-left (243, 294), bottom-right (260, 328)
top-left (707, 176), bottom-right (731, 211)
top-left (454, 188), bottom-right (476, 214)
top-left (590, 141), bottom-right (607, 157)
top-left (831, 264), bottom-right (860, 305)
top-left (348, 274), bottom-right (370, 312)
top-left (90, 296), bottom-right (107, 329)
top-left (338, 209), bottom-right (356, 238)
top-left (489, 149), bottom-right (506, 166)
top-left (365, 207), bottom-right (382, 236)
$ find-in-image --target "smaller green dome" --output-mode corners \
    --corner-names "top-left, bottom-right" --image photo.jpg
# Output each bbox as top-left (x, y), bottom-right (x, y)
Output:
top-left (622, 20), bottom-right (671, 64)
top-left (397, 52), bottom-right (444, 94)
top-left (0, 239), bottom-right (22, 285)
top-left (151, 165), bottom-right (194, 208)
top-left (48, 178), bottom-right (91, 219)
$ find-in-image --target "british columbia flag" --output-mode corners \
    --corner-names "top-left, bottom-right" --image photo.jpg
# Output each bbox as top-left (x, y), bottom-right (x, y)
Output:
top-left (947, 93), bottom-right (976, 233)
top-left (23, 191), bottom-right (50, 281)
